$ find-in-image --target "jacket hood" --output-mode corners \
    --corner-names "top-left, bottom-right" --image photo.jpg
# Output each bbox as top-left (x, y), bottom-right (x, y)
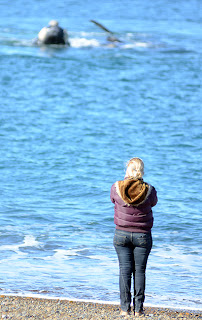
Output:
top-left (115, 178), bottom-right (151, 206)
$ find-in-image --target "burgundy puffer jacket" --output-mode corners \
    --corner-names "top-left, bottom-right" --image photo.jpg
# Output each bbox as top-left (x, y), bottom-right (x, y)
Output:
top-left (110, 179), bottom-right (158, 233)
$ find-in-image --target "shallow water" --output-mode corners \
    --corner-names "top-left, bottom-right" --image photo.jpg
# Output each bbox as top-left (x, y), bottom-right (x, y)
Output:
top-left (0, 0), bottom-right (201, 310)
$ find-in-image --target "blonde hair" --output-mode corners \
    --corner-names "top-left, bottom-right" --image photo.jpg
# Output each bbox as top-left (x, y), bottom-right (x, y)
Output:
top-left (125, 157), bottom-right (144, 179)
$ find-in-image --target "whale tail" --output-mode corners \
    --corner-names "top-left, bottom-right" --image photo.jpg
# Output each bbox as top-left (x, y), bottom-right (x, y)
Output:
top-left (90, 20), bottom-right (122, 43)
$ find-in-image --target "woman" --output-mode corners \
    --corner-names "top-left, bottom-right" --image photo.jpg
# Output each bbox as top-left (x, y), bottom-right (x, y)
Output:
top-left (111, 158), bottom-right (158, 317)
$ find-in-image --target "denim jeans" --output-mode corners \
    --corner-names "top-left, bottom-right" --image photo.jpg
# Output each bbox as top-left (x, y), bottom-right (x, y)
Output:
top-left (113, 229), bottom-right (152, 313)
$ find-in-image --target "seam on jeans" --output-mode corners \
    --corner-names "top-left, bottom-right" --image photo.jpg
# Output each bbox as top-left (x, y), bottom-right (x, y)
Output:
top-left (120, 271), bottom-right (130, 311)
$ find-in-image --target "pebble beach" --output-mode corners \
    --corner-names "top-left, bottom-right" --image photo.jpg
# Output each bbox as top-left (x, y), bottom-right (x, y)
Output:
top-left (0, 295), bottom-right (201, 320)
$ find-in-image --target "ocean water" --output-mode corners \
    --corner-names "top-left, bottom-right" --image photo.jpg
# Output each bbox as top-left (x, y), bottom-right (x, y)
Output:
top-left (0, 0), bottom-right (202, 311)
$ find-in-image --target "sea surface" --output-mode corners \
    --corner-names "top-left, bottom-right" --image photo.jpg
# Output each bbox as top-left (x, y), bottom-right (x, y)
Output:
top-left (0, 0), bottom-right (201, 311)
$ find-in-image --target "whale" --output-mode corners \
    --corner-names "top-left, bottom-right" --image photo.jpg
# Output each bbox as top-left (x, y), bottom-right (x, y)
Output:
top-left (36, 20), bottom-right (70, 46)
top-left (34, 20), bottom-right (143, 49)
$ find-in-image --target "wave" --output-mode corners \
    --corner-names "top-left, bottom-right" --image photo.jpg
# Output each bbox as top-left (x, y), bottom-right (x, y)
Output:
top-left (0, 37), bottom-right (152, 50)
top-left (0, 30), bottom-right (156, 50)
top-left (0, 235), bottom-right (41, 253)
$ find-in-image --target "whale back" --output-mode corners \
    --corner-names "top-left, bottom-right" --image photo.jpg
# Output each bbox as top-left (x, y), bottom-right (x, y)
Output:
top-left (38, 26), bottom-right (66, 45)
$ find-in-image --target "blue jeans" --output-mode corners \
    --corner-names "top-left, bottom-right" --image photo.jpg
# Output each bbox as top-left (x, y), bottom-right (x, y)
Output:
top-left (113, 229), bottom-right (152, 313)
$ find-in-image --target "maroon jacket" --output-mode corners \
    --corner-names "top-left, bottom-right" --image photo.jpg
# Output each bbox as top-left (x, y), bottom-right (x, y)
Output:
top-left (110, 179), bottom-right (158, 233)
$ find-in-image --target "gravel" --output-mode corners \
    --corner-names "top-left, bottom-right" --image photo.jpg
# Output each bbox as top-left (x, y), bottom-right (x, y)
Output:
top-left (0, 295), bottom-right (201, 319)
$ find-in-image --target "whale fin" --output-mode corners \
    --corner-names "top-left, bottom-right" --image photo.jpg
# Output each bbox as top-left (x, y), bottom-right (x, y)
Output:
top-left (90, 20), bottom-right (113, 34)
top-left (90, 20), bottom-right (122, 42)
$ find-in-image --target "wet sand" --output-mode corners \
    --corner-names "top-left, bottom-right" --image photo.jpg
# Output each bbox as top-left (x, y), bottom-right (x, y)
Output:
top-left (0, 295), bottom-right (201, 319)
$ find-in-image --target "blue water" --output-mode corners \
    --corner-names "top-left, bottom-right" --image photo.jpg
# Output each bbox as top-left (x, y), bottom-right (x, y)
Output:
top-left (0, 0), bottom-right (202, 311)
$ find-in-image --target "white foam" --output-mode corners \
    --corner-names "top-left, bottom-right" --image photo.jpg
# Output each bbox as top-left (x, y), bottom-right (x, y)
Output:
top-left (53, 249), bottom-right (79, 259)
top-left (0, 235), bottom-right (41, 253)
top-left (122, 42), bottom-right (151, 49)
top-left (69, 38), bottom-right (100, 48)
top-left (43, 248), bottom-right (90, 261)
top-left (69, 36), bottom-right (152, 49)
top-left (0, 244), bottom-right (25, 254)
top-left (151, 244), bottom-right (201, 273)
top-left (23, 235), bottom-right (40, 247)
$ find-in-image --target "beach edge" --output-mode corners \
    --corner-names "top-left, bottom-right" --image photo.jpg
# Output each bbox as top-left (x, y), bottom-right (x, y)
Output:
top-left (0, 294), bottom-right (202, 319)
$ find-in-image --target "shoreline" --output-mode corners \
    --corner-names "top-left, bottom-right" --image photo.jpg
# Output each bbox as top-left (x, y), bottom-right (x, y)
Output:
top-left (0, 295), bottom-right (201, 319)
top-left (1, 292), bottom-right (202, 312)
